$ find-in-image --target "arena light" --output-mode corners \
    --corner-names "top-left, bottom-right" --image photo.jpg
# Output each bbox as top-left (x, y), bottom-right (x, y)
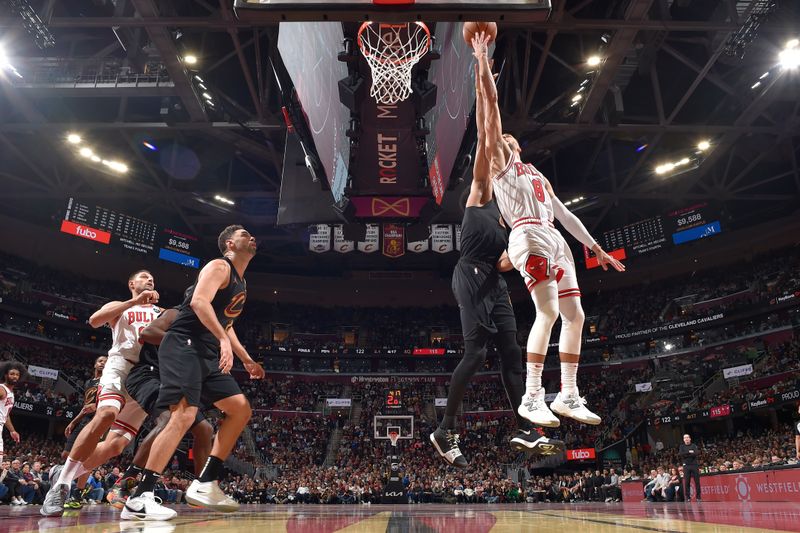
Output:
top-left (79, 147), bottom-right (93, 158)
top-left (778, 38), bottom-right (800, 69)
top-left (0, 44), bottom-right (22, 78)
top-left (563, 196), bottom-right (586, 207)
top-left (67, 133), bottom-right (82, 144)
top-left (697, 140), bottom-right (711, 152)
top-left (202, 92), bottom-right (213, 100)
top-left (750, 81), bottom-right (761, 90)
top-left (214, 194), bottom-right (235, 206)
top-left (586, 55), bottom-right (602, 67)
top-left (194, 75), bottom-right (204, 82)
top-left (183, 54), bottom-right (198, 65)
top-left (142, 141), bottom-right (157, 151)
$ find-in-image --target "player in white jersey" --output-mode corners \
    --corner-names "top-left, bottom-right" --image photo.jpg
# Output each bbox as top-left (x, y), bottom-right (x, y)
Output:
top-left (41, 270), bottom-right (161, 516)
top-left (472, 32), bottom-right (625, 428)
top-left (0, 362), bottom-right (25, 464)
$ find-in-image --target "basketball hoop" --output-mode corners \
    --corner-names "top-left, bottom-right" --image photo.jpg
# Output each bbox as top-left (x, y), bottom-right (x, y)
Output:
top-left (357, 21), bottom-right (431, 105)
top-left (388, 431), bottom-right (400, 447)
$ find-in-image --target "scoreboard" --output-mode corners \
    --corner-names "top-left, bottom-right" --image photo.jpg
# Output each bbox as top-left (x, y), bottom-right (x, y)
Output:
top-left (385, 388), bottom-right (403, 410)
top-left (585, 203), bottom-right (721, 269)
top-left (60, 198), bottom-right (200, 269)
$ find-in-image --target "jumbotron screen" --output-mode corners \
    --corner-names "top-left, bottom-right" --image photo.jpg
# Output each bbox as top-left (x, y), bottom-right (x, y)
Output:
top-left (59, 198), bottom-right (200, 268)
top-left (584, 203), bottom-right (722, 269)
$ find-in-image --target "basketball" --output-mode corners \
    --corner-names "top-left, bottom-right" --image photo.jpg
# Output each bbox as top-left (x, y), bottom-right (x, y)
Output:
top-left (463, 21), bottom-right (498, 46)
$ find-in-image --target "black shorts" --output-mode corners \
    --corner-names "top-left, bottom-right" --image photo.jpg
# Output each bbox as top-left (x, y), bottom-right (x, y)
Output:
top-left (64, 416), bottom-right (91, 452)
top-left (156, 330), bottom-right (242, 410)
top-left (127, 363), bottom-right (208, 428)
top-left (452, 261), bottom-right (517, 341)
top-left (794, 419), bottom-right (800, 436)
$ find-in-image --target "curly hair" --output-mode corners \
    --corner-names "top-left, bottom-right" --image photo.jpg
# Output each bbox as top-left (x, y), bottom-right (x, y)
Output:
top-left (0, 361), bottom-right (27, 383)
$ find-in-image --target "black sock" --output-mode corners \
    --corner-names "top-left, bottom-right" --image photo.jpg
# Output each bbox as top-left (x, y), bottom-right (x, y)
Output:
top-left (131, 469), bottom-right (161, 497)
top-left (198, 455), bottom-right (225, 483)
top-left (121, 464), bottom-right (143, 483)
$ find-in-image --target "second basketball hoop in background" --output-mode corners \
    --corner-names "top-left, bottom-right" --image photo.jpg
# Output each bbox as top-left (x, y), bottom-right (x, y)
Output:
top-left (358, 21), bottom-right (431, 105)
top-left (462, 21), bottom-right (497, 45)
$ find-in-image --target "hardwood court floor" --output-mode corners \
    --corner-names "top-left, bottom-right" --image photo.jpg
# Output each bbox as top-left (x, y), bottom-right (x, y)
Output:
top-left (5, 501), bottom-right (800, 532)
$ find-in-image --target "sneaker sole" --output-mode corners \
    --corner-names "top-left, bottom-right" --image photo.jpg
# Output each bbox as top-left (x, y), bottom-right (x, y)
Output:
top-left (428, 433), bottom-right (467, 468)
top-left (121, 508), bottom-right (176, 521)
top-left (185, 494), bottom-right (239, 513)
top-left (516, 405), bottom-right (561, 427)
top-left (510, 437), bottom-right (566, 456)
top-left (550, 403), bottom-right (602, 425)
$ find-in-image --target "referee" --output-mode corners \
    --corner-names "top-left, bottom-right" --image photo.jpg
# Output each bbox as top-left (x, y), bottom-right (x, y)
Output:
top-left (430, 63), bottom-right (564, 468)
top-left (679, 433), bottom-right (701, 502)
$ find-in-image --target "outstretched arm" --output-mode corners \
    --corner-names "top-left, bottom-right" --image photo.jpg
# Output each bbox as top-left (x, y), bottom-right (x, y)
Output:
top-left (466, 63), bottom-right (492, 207)
top-left (472, 32), bottom-right (512, 177)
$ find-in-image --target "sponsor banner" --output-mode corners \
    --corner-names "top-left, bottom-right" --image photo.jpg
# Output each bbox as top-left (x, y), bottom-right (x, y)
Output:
top-left (309, 224), bottom-right (331, 253)
top-left (625, 467), bottom-right (800, 502)
top-left (358, 224), bottom-right (380, 253)
top-left (14, 400), bottom-right (76, 420)
top-left (350, 196), bottom-right (430, 218)
top-left (723, 364), bottom-right (753, 380)
top-left (350, 375), bottom-right (439, 384)
top-left (333, 225), bottom-right (354, 253)
top-left (382, 224), bottom-right (405, 258)
top-left (413, 348), bottom-right (445, 356)
top-left (635, 382), bottom-right (652, 393)
top-left (431, 224), bottom-right (454, 254)
top-left (612, 312), bottom-right (725, 341)
top-left (771, 290), bottom-right (800, 305)
top-left (407, 234), bottom-right (430, 253)
top-left (60, 220), bottom-right (111, 244)
top-left (325, 398), bottom-right (352, 408)
top-left (435, 398), bottom-right (447, 407)
top-left (566, 448), bottom-right (597, 461)
top-left (455, 224), bottom-right (462, 251)
top-left (27, 365), bottom-right (59, 380)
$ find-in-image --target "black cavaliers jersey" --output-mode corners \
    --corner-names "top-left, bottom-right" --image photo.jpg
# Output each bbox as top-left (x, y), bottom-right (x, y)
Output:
top-left (459, 201), bottom-right (508, 265)
top-left (170, 257), bottom-right (247, 350)
top-left (83, 377), bottom-right (100, 407)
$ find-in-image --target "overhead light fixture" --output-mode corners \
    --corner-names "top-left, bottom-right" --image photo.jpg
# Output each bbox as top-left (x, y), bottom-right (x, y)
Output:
top-left (759, 71), bottom-right (770, 79)
top-left (67, 133), bottom-right (82, 144)
top-left (202, 92), bottom-right (213, 100)
top-left (79, 147), bottom-right (93, 158)
top-left (636, 144), bottom-right (648, 152)
top-left (198, 83), bottom-right (207, 90)
top-left (142, 141), bottom-right (157, 151)
top-left (750, 81), bottom-right (761, 90)
top-left (571, 94), bottom-right (583, 102)
top-left (214, 194), bottom-right (235, 206)
top-left (697, 140), bottom-right (711, 151)
top-left (586, 55), bottom-right (602, 67)
top-left (0, 44), bottom-right (22, 78)
top-left (90, 155), bottom-right (101, 162)
top-left (779, 38), bottom-right (800, 69)
top-left (183, 55), bottom-right (198, 65)
top-left (194, 75), bottom-right (204, 82)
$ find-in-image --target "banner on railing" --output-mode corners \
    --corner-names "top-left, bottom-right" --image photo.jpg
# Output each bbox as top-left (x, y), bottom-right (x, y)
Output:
top-left (357, 224), bottom-right (380, 253)
top-left (435, 398), bottom-right (447, 407)
top-left (333, 225), bottom-right (354, 253)
top-left (309, 224), bottom-right (331, 253)
top-left (723, 364), bottom-right (753, 379)
top-left (27, 365), bottom-right (59, 380)
top-left (566, 448), bottom-right (596, 461)
top-left (14, 400), bottom-right (75, 419)
top-left (325, 398), bottom-right (352, 408)
top-left (635, 382), bottom-right (652, 392)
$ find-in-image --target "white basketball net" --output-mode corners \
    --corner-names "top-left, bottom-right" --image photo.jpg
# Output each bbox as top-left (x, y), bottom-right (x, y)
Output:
top-left (388, 431), bottom-right (400, 447)
top-left (358, 22), bottom-right (431, 105)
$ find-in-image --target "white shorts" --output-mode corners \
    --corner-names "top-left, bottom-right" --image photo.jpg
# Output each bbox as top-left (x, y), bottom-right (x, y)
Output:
top-left (508, 224), bottom-right (580, 298)
top-left (97, 356), bottom-right (148, 440)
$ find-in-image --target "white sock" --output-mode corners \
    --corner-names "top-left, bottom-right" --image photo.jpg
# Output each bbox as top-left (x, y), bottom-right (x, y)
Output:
top-left (57, 457), bottom-right (84, 487)
top-left (561, 362), bottom-right (579, 396)
top-left (526, 362), bottom-right (544, 394)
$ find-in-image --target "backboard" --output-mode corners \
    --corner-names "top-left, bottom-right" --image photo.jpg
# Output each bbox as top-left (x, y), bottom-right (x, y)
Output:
top-left (235, 1), bottom-right (552, 23)
top-left (374, 414), bottom-right (414, 441)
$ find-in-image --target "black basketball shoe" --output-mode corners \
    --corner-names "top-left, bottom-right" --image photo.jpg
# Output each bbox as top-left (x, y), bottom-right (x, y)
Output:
top-left (510, 429), bottom-right (565, 455)
top-left (430, 428), bottom-right (468, 468)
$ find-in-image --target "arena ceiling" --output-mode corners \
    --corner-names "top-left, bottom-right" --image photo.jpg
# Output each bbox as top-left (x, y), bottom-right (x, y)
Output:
top-left (0, 0), bottom-right (798, 276)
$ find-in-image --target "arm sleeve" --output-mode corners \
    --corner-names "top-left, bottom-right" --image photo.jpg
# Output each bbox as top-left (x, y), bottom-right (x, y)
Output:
top-left (551, 195), bottom-right (598, 249)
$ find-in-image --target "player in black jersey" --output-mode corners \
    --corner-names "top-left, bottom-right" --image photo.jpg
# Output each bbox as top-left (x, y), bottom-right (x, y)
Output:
top-left (105, 306), bottom-right (213, 509)
top-left (60, 355), bottom-right (106, 509)
top-left (430, 64), bottom-right (564, 468)
top-left (122, 225), bottom-right (264, 521)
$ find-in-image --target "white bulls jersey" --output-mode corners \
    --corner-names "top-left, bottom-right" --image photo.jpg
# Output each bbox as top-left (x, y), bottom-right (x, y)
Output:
top-left (492, 152), bottom-right (555, 231)
top-left (0, 384), bottom-right (14, 428)
top-left (108, 304), bottom-right (161, 363)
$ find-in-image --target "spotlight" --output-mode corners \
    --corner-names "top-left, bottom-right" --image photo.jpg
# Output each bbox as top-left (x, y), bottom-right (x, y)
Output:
top-left (697, 140), bottom-right (710, 151)
top-left (67, 133), bottom-right (81, 144)
top-left (90, 155), bottom-right (101, 162)
top-left (787, 38), bottom-right (799, 49)
top-left (198, 83), bottom-right (208, 90)
top-left (572, 94), bottom-right (583, 102)
top-left (751, 81), bottom-right (761, 90)
top-left (142, 141), bottom-right (157, 151)
top-left (202, 92), bottom-right (213, 100)
top-left (214, 194), bottom-right (235, 206)
top-left (183, 55), bottom-right (198, 65)
top-left (194, 75), bottom-right (204, 82)
top-left (779, 44), bottom-right (800, 69)
top-left (79, 147), bottom-right (93, 158)
top-left (586, 55), bottom-right (602, 67)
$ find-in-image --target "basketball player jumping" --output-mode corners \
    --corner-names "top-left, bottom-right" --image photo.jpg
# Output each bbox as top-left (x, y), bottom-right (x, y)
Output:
top-left (472, 32), bottom-right (624, 428)
top-left (121, 225), bottom-right (264, 521)
top-left (430, 62), bottom-right (565, 468)
top-left (42, 270), bottom-right (160, 516)
top-left (0, 361), bottom-right (25, 464)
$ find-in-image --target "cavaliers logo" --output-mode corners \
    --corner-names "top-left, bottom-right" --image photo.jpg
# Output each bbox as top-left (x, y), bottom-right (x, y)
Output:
top-left (224, 291), bottom-right (247, 319)
top-left (372, 197), bottom-right (410, 217)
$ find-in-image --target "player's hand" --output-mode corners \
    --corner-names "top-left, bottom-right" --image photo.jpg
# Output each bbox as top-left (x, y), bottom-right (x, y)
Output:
top-left (244, 360), bottom-right (265, 380)
top-left (219, 337), bottom-right (234, 374)
top-left (10, 431), bottom-right (20, 443)
top-left (592, 245), bottom-right (626, 272)
top-left (134, 290), bottom-right (160, 305)
top-left (65, 423), bottom-right (75, 438)
top-left (471, 31), bottom-right (490, 59)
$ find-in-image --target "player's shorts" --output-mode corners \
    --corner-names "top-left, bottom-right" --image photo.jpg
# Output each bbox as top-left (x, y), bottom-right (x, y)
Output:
top-left (508, 222), bottom-right (580, 298)
top-left (156, 331), bottom-right (243, 410)
top-left (795, 420), bottom-right (800, 436)
top-left (126, 364), bottom-right (206, 428)
top-left (452, 259), bottom-right (517, 341)
top-left (64, 416), bottom-right (92, 452)
top-left (97, 356), bottom-right (148, 441)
